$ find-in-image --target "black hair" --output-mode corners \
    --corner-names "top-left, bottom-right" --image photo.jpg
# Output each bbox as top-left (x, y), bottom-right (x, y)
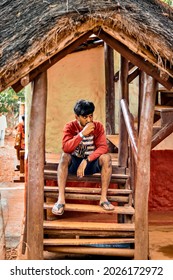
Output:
top-left (21, 115), bottom-right (25, 121)
top-left (74, 100), bottom-right (95, 116)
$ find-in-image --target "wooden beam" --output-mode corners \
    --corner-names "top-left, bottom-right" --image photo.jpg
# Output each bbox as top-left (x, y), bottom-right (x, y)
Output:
top-left (135, 75), bottom-right (157, 260)
top-left (20, 75), bottom-right (30, 87)
top-left (127, 68), bottom-right (140, 83)
top-left (104, 43), bottom-right (115, 135)
top-left (151, 121), bottom-right (173, 149)
top-left (12, 31), bottom-right (93, 92)
top-left (27, 71), bottom-right (47, 260)
top-left (95, 29), bottom-right (173, 90)
top-left (118, 56), bottom-right (129, 167)
top-left (121, 99), bottom-right (138, 163)
top-left (114, 62), bottom-right (134, 82)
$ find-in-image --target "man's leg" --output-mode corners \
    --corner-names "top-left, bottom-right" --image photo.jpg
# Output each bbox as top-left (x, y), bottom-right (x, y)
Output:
top-left (99, 154), bottom-right (114, 210)
top-left (52, 152), bottom-right (71, 215)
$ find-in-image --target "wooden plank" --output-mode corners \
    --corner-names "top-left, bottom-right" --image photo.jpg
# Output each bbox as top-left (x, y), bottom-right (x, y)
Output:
top-left (106, 135), bottom-right (119, 146)
top-left (27, 71), bottom-right (47, 260)
top-left (45, 192), bottom-right (129, 203)
top-left (43, 238), bottom-right (135, 246)
top-left (44, 186), bottom-right (132, 195)
top-left (135, 75), bottom-right (157, 260)
top-left (44, 170), bottom-right (128, 178)
top-left (155, 105), bottom-right (173, 112)
top-left (44, 202), bottom-right (135, 215)
top-left (44, 246), bottom-right (134, 257)
top-left (44, 229), bottom-right (134, 237)
top-left (44, 220), bottom-right (135, 231)
top-left (44, 174), bottom-right (128, 184)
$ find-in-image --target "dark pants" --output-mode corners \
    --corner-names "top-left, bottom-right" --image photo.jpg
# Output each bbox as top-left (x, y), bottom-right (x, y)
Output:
top-left (68, 155), bottom-right (101, 175)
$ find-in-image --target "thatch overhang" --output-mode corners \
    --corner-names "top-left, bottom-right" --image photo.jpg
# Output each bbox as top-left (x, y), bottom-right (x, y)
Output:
top-left (0, 0), bottom-right (173, 92)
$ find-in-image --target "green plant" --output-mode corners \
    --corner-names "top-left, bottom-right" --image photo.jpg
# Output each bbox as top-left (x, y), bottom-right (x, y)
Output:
top-left (0, 87), bottom-right (24, 114)
top-left (0, 87), bottom-right (25, 128)
top-left (161, 0), bottom-right (173, 6)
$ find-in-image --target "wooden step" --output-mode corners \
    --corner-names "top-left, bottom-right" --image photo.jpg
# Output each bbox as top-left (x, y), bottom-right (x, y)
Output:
top-left (44, 246), bottom-right (134, 257)
top-left (45, 193), bottom-right (129, 203)
top-left (44, 202), bottom-right (135, 215)
top-left (44, 186), bottom-right (132, 194)
top-left (44, 220), bottom-right (135, 231)
top-left (44, 186), bottom-right (132, 203)
top-left (155, 105), bottom-right (173, 112)
top-left (44, 170), bottom-right (129, 184)
top-left (43, 237), bottom-right (134, 246)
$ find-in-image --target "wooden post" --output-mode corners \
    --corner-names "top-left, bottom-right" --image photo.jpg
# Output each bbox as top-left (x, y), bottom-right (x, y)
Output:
top-left (104, 43), bottom-right (115, 135)
top-left (135, 75), bottom-right (157, 260)
top-left (118, 56), bottom-right (129, 167)
top-left (138, 71), bottom-right (145, 132)
top-left (0, 193), bottom-right (6, 259)
top-left (27, 71), bottom-right (47, 260)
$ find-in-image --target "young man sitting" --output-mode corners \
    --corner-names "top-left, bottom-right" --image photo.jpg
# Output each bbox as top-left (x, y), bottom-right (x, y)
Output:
top-left (52, 99), bottom-right (114, 215)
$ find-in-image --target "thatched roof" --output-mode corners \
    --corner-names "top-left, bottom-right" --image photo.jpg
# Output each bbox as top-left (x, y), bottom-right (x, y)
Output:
top-left (0, 0), bottom-right (173, 92)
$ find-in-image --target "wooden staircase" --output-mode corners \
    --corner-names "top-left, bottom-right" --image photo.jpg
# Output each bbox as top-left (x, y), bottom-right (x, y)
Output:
top-left (154, 87), bottom-right (173, 125)
top-left (43, 155), bottom-right (135, 259)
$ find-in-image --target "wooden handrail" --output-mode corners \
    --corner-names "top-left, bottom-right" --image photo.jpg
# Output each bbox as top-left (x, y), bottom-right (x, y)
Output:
top-left (120, 99), bottom-right (138, 163)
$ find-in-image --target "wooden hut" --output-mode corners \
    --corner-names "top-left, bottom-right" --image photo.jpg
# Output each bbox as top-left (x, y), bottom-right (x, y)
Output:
top-left (0, 0), bottom-right (173, 260)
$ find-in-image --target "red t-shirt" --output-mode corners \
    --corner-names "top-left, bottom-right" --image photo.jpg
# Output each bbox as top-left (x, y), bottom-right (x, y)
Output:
top-left (62, 120), bottom-right (108, 162)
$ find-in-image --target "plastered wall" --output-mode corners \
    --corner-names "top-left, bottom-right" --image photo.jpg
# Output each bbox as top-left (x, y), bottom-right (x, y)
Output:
top-left (46, 46), bottom-right (139, 153)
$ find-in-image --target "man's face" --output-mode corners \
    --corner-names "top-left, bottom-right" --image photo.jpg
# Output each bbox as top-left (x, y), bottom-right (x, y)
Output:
top-left (76, 113), bottom-right (93, 127)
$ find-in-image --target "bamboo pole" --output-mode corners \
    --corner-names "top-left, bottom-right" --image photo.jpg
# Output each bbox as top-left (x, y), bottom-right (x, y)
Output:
top-left (27, 71), bottom-right (47, 260)
top-left (134, 75), bottom-right (157, 260)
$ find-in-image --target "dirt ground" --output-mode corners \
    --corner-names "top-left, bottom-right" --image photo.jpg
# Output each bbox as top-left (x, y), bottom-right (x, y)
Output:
top-left (0, 135), bottom-right (173, 260)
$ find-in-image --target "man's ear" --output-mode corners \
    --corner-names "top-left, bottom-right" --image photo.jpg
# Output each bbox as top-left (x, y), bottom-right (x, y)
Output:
top-left (75, 114), bottom-right (79, 121)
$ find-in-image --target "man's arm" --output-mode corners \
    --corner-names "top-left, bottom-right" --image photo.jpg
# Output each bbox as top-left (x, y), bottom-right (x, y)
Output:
top-left (88, 123), bottom-right (108, 162)
top-left (62, 123), bottom-right (82, 153)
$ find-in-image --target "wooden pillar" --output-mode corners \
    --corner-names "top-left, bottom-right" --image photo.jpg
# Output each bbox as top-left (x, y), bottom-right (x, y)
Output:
top-left (27, 71), bottom-right (47, 260)
top-left (118, 56), bottom-right (129, 167)
top-left (0, 193), bottom-right (6, 259)
top-left (135, 75), bottom-right (157, 260)
top-left (138, 71), bottom-right (145, 132)
top-left (104, 43), bottom-right (115, 135)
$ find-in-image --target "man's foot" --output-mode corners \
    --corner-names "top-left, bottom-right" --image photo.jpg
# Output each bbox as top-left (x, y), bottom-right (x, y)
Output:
top-left (100, 201), bottom-right (114, 211)
top-left (52, 202), bottom-right (65, 215)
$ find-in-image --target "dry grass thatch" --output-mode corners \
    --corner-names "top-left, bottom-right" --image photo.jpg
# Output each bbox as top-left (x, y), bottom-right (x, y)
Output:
top-left (0, 0), bottom-right (173, 91)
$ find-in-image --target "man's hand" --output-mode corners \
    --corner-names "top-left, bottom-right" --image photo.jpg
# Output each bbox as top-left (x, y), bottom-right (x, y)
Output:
top-left (77, 159), bottom-right (87, 178)
top-left (82, 122), bottom-right (95, 137)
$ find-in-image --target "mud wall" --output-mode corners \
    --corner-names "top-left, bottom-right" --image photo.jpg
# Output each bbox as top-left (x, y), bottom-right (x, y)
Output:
top-left (149, 150), bottom-right (173, 211)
